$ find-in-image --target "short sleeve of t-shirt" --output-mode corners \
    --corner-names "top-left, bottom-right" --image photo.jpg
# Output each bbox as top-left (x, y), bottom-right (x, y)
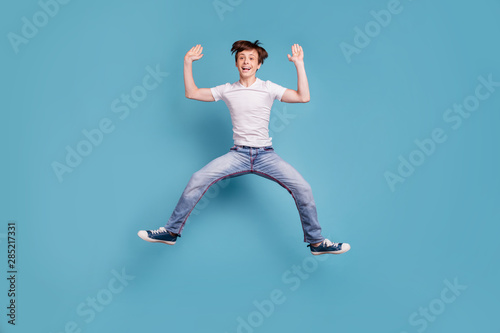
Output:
top-left (210, 83), bottom-right (230, 102)
top-left (265, 80), bottom-right (288, 102)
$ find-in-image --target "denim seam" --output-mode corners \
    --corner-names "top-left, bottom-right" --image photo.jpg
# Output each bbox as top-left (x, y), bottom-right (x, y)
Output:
top-left (253, 170), bottom-right (309, 242)
top-left (177, 170), bottom-right (251, 234)
top-left (251, 149), bottom-right (259, 171)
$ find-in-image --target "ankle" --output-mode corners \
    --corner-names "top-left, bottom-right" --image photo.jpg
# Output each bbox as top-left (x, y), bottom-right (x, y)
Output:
top-left (311, 241), bottom-right (322, 247)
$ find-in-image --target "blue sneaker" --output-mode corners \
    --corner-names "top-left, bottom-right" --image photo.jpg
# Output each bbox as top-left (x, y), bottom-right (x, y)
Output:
top-left (137, 227), bottom-right (177, 245)
top-left (308, 239), bottom-right (350, 255)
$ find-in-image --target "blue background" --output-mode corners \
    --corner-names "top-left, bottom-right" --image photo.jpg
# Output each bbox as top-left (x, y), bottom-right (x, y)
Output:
top-left (1, 0), bottom-right (499, 332)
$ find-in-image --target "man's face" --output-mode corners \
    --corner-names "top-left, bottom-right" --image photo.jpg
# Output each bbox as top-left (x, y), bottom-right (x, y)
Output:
top-left (235, 49), bottom-right (261, 78)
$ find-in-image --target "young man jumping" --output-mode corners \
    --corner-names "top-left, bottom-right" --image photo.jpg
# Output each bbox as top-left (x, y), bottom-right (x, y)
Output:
top-left (138, 40), bottom-right (350, 255)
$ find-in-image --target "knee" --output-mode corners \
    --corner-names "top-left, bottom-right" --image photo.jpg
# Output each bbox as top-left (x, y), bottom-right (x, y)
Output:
top-left (296, 177), bottom-right (312, 192)
top-left (187, 170), bottom-right (209, 189)
top-left (287, 179), bottom-right (312, 196)
top-left (191, 170), bottom-right (203, 181)
top-left (294, 180), bottom-right (316, 199)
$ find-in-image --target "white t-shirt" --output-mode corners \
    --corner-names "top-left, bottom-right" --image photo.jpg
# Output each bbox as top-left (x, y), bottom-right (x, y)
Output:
top-left (210, 78), bottom-right (287, 147)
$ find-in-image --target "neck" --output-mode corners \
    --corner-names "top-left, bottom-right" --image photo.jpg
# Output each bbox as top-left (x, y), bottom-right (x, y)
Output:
top-left (239, 76), bottom-right (257, 87)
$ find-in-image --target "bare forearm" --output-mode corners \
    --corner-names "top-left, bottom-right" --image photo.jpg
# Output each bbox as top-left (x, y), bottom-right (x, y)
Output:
top-left (184, 60), bottom-right (198, 98)
top-left (294, 61), bottom-right (310, 102)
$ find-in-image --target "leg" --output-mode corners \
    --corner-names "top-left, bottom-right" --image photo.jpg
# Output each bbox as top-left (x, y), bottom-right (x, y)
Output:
top-left (252, 149), bottom-right (325, 244)
top-left (164, 149), bottom-right (251, 235)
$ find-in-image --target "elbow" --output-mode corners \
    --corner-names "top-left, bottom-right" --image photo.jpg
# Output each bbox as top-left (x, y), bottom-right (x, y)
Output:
top-left (301, 96), bottom-right (310, 103)
top-left (186, 88), bottom-right (201, 100)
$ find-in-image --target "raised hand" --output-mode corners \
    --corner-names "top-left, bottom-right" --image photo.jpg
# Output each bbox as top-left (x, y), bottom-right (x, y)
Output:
top-left (185, 44), bottom-right (204, 63)
top-left (287, 44), bottom-right (304, 64)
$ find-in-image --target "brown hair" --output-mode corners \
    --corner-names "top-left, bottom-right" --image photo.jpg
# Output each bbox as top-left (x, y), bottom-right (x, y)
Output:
top-left (231, 40), bottom-right (268, 65)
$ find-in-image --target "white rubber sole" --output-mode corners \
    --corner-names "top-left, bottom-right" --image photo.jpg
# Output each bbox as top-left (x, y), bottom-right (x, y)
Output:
top-left (137, 231), bottom-right (176, 245)
top-left (311, 250), bottom-right (347, 255)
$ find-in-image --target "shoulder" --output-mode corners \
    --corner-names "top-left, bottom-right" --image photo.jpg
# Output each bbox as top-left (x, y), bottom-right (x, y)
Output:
top-left (212, 82), bottom-right (232, 91)
top-left (263, 79), bottom-right (283, 89)
top-left (262, 79), bottom-right (286, 93)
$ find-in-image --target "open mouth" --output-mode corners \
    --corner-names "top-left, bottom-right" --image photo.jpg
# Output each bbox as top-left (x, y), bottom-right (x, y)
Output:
top-left (242, 67), bottom-right (251, 72)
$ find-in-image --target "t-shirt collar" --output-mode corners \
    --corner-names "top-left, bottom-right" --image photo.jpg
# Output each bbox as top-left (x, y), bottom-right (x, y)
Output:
top-left (237, 77), bottom-right (260, 88)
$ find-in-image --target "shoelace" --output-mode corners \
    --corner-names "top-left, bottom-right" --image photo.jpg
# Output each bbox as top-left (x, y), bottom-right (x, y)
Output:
top-left (322, 239), bottom-right (338, 248)
top-left (151, 227), bottom-right (167, 235)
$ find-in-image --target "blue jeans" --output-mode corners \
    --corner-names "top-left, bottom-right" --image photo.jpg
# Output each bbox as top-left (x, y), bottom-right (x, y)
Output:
top-left (164, 145), bottom-right (325, 243)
